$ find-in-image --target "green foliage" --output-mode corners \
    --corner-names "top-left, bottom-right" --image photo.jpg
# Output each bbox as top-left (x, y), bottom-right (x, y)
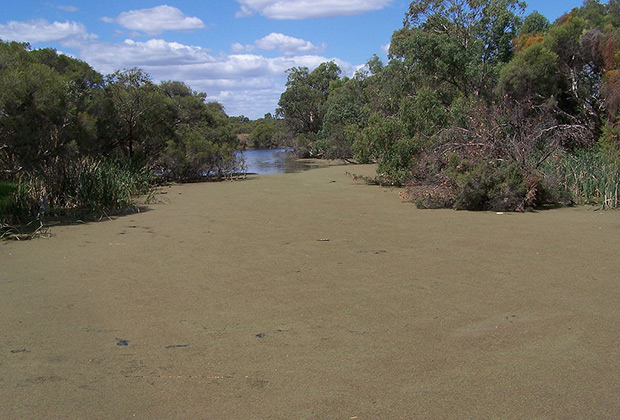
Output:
top-left (400, 87), bottom-right (448, 138)
top-left (392, 0), bottom-right (525, 99)
top-left (0, 39), bottom-right (243, 228)
top-left (277, 62), bottom-right (342, 150)
top-left (0, 42), bottom-right (98, 172)
top-left (360, 114), bottom-right (417, 185)
top-left (449, 160), bottom-right (529, 211)
top-left (98, 68), bottom-right (172, 163)
top-left (159, 128), bottom-right (241, 181)
top-left (497, 42), bottom-right (560, 101)
top-left (316, 77), bottom-right (366, 159)
top-left (248, 117), bottom-right (286, 149)
top-left (520, 11), bottom-right (550, 35)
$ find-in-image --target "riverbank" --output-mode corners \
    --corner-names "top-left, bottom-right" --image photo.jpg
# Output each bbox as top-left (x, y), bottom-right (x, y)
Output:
top-left (2, 164), bottom-right (619, 419)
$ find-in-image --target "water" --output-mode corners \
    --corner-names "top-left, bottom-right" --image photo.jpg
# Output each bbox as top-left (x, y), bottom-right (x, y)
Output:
top-left (236, 148), bottom-right (317, 175)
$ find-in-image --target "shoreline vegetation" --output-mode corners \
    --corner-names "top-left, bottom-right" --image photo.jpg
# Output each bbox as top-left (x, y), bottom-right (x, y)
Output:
top-left (277, 0), bottom-right (620, 211)
top-left (2, 0), bottom-right (619, 238)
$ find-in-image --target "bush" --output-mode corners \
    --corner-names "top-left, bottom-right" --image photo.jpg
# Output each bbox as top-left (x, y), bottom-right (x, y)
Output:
top-left (159, 128), bottom-right (243, 181)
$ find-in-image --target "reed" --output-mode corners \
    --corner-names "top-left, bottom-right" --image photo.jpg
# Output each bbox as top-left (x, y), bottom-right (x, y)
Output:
top-left (1, 157), bottom-right (154, 227)
top-left (551, 150), bottom-right (620, 209)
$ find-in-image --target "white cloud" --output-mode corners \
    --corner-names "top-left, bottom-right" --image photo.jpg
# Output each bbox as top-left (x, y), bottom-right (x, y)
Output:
top-left (77, 38), bottom-right (354, 118)
top-left (255, 33), bottom-right (325, 56)
top-left (102, 5), bottom-right (205, 35)
top-left (231, 42), bottom-right (255, 53)
top-left (232, 33), bottom-right (325, 56)
top-left (79, 38), bottom-right (213, 74)
top-left (235, 0), bottom-right (392, 19)
top-left (0, 19), bottom-right (96, 45)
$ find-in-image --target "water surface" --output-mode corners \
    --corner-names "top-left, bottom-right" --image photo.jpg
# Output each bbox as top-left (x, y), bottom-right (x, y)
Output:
top-left (236, 148), bottom-right (318, 175)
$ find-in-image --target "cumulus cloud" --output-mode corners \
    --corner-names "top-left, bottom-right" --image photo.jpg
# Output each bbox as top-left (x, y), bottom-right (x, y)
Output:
top-left (79, 38), bottom-right (213, 74)
top-left (102, 5), bottom-right (205, 35)
top-left (0, 19), bottom-right (96, 45)
top-left (235, 0), bottom-right (392, 19)
top-left (231, 42), bottom-right (253, 53)
top-left (232, 33), bottom-right (325, 56)
top-left (77, 37), bottom-right (353, 117)
top-left (255, 33), bottom-right (325, 55)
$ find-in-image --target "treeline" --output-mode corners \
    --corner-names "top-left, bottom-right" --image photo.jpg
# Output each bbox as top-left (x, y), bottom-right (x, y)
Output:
top-left (278, 0), bottom-right (620, 210)
top-left (0, 41), bottom-right (243, 225)
top-left (229, 113), bottom-right (287, 150)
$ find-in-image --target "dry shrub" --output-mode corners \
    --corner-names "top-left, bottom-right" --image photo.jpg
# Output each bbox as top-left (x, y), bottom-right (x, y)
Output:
top-left (405, 99), bottom-right (593, 211)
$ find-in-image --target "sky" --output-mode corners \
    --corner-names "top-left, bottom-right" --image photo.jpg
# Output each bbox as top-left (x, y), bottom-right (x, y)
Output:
top-left (0, 0), bottom-right (589, 119)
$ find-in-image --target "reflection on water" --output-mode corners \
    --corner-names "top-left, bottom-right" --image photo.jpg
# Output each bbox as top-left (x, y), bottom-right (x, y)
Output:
top-left (236, 148), bottom-right (317, 175)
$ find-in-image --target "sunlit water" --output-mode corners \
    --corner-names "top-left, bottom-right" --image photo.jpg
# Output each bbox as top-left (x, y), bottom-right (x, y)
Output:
top-left (236, 148), bottom-right (317, 175)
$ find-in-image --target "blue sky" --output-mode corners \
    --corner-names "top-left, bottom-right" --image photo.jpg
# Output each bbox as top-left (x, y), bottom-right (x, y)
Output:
top-left (1, 0), bottom-right (589, 118)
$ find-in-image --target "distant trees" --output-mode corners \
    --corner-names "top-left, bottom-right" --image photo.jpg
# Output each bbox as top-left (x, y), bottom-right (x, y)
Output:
top-left (277, 62), bottom-right (341, 156)
top-left (277, 0), bottom-right (620, 209)
top-left (247, 114), bottom-right (286, 149)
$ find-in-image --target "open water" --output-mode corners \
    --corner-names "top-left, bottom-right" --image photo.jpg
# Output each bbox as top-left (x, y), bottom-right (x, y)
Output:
top-left (236, 148), bottom-right (316, 175)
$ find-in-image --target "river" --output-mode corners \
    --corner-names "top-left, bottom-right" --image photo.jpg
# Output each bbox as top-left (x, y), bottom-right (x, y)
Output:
top-left (236, 148), bottom-right (318, 175)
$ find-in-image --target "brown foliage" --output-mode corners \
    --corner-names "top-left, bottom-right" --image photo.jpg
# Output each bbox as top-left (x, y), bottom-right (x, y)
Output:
top-left (514, 34), bottom-right (545, 53)
top-left (603, 70), bottom-right (620, 120)
top-left (599, 34), bottom-right (619, 70)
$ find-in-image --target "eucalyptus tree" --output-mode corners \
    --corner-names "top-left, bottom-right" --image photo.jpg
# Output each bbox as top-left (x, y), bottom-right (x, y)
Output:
top-left (277, 61), bottom-right (341, 136)
top-left (390, 0), bottom-right (525, 100)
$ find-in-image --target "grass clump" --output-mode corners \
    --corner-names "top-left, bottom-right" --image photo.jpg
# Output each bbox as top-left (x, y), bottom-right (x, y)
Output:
top-left (1, 157), bottom-right (153, 238)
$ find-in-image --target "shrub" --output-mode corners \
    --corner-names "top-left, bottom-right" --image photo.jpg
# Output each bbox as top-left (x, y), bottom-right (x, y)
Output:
top-left (159, 128), bottom-right (243, 181)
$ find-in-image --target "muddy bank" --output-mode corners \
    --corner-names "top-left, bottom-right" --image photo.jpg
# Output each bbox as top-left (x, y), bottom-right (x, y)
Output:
top-left (1, 164), bottom-right (619, 419)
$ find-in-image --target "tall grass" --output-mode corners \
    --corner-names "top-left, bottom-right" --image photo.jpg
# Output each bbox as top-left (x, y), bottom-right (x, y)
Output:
top-left (1, 157), bottom-right (153, 225)
top-left (548, 150), bottom-right (620, 209)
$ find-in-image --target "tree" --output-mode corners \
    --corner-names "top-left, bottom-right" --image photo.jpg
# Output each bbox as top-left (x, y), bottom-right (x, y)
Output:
top-left (157, 87), bottom-right (240, 181)
top-left (497, 42), bottom-right (560, 102)
top-left (247, 118), bottom-right (285, 149)
top-left (0, 41), bottom-right (101, 174)
top-left (98, 68), bottom-right (172, 162)
top-left (316, 77), bottom-right (365, 159)
top-left (519, 11), bottom-right (550, 35)
top-left (277, 62), bottom-right (341, 136)
top-left (390, 0), bottom-right (525, 98)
